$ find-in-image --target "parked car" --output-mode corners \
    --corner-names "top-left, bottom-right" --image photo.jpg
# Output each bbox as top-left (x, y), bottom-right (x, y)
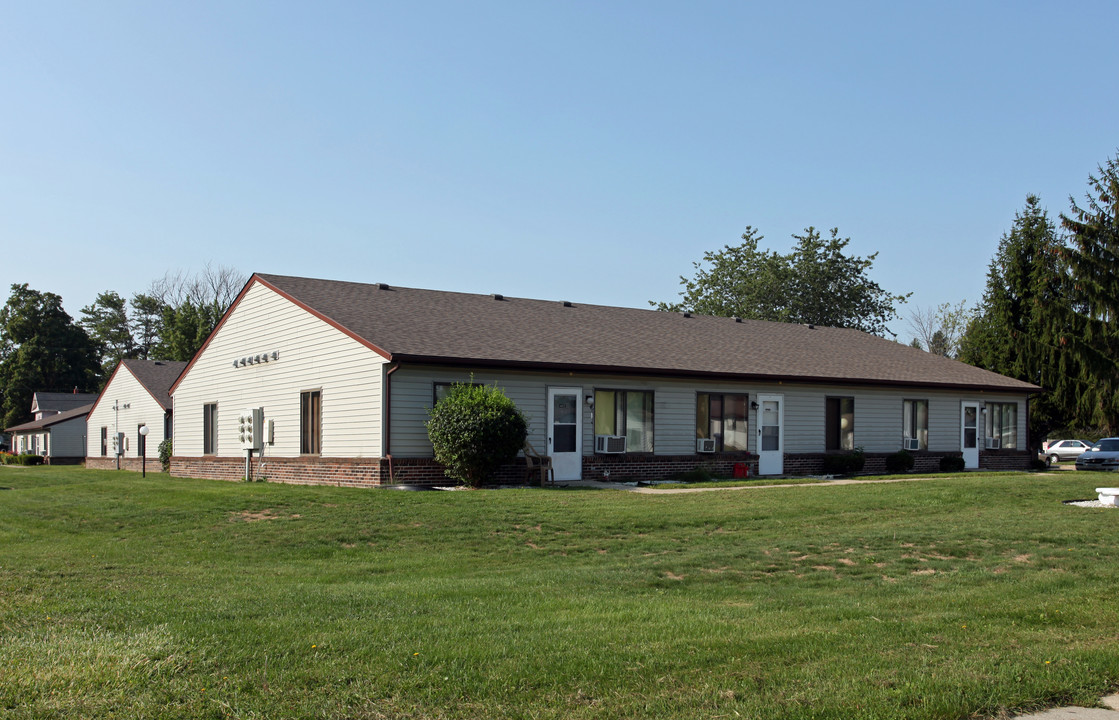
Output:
top-left (1074, 438), bottom-right (1119, 472)
top-left (1042, 439), bottom-right (1093, 464)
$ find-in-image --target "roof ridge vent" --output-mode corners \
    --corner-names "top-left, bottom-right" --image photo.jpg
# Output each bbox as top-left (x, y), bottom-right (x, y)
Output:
top-left (377, 283), bottom-right (390, 290)
top-left (805, 323), bottom-right (815, 329)
top-left (683, 311), bottom-right (692, 318)
top-left (733, 316), bottom-right (742, 323)
top-left (562, 301), bottom-right (573, 307)
top-left (492, 293), bottom-right (504, 301)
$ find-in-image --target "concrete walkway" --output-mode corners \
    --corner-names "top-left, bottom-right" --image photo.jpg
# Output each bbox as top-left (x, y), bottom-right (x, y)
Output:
top-left (1012, 695), bottom-right (1119, 719)
top-left (565, 472), bottom-right (1068, 494)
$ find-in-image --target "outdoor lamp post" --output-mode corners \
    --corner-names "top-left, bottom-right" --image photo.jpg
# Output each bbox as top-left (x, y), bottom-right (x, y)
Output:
top-left (139, 425), bottom-right (149, 477)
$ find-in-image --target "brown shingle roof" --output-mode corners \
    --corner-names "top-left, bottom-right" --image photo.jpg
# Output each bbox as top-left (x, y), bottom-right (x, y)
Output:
top-left (6, 403), bottom-right (93, 433)
top-left (122, 359), bottom-right (188, 410)
top-left (251, 273), bottom-right (1037, 393)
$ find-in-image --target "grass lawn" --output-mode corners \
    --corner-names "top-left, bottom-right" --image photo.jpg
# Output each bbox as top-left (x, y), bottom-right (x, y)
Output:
top-left (2, 466), bottom-right (1118, 719)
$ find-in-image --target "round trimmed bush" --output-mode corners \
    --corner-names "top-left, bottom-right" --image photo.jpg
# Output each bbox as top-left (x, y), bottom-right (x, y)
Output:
top-left (426, 382), bottom-right (528, 487)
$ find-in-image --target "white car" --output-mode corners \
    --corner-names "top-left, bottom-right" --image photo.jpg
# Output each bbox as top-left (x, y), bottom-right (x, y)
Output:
top-left (1043, 439), bottom-right (1092, 464)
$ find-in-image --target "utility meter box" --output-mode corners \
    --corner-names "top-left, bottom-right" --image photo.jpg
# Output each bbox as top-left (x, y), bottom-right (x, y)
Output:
top-left (238, 408), bottom-right (264, 451)
top-left (112, 432), bottom-right (125, 456)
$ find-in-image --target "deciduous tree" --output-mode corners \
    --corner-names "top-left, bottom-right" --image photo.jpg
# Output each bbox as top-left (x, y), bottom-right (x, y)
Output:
top-left (653, 226), bottom-right (909, 336)
top-left (0, 284), bottom-right (99, 428)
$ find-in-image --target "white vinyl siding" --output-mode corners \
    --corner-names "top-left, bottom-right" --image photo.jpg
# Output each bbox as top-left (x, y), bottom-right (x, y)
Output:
top-left (171, 282), bottom-right (386, 458)
top-left (85, 365), bottom-right (170, 460)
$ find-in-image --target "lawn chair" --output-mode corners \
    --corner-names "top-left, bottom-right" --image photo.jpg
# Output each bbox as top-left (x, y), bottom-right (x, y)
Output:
top-left (524, 441), bottom-right (554, 486)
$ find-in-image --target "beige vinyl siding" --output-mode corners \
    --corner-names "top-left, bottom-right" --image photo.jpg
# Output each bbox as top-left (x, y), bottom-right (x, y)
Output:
top-left (172, 282), bottom-right (386, 458)
top-left (391, 366), bottom-right (1032, 457)
top-left (86, 366), bottom-right (169, 459)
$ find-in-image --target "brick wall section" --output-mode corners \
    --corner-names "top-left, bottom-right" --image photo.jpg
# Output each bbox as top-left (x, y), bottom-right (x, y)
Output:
top-left (169, 455), bottom-right (533, 487)
top-left (86, 457), bottom-right (157, 472)
top-left (166, 448), bottom-right (1034, 488)
top-left (581, 453), bottom-right (759, 482)
top-left (979, 450), bottom-right (1033, 471)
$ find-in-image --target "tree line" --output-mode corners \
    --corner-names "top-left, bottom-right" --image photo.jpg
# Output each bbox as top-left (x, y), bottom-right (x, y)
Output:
top-left (0, 265), bottom-right (246, 428)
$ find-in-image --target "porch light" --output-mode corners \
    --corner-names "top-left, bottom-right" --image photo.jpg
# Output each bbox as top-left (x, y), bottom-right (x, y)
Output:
top-left (585, 395), bottom-right (594, 407)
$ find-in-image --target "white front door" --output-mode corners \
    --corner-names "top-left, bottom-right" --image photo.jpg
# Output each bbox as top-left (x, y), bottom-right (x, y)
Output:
top-left (757, 393), bottom-right (784, 475)
top-left (961, 402), bottom-right (980, 469)
top-left (547, 387), bottom-right (582, 481)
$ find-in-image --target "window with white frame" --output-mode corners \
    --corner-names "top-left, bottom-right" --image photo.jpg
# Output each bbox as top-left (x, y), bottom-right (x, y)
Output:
top-left (903, 399), bottom-right (928, 450)
top-left (696, 393), bottom-right (749, 451)
top-left (985, 402), bottom-right (1017, 449)
top-left (594, 389), bottom-right (654, 452)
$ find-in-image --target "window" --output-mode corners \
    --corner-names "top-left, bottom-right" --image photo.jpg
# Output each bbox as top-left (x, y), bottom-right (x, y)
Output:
top-left (903, 399), bottom-right (928, 450)
top-left (433, 381), bottom-right (479, 406)
top-left (203, 403), bottom-right (218, 455)
top-left (301, 390), bottom-right (322, 455)
top-left (696, 393), bottom-right (749, 451)
top-left (594, 390), bottom-right (654, 452)
top-left (985, 402), bottom-right (1017, 449)
top-left (825, 397), bottom-right (854, 451)
top-left (100, 427), bottom-right (108, 456)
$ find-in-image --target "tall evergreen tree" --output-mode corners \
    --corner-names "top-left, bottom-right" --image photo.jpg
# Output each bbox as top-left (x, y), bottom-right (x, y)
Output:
top-left (80, 290), bottom-right (137, 382)
top-left (0, 284), bottom-right (100, 428)
top-left (1059, 154), bottom-right (1119, 432)
top-left (129, 292), bottom-right (166, 361)
top-left (958, 195), bottom-right (1073, 441)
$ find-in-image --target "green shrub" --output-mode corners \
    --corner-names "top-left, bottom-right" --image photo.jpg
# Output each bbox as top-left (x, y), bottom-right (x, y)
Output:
top-left (939, 455), bottom-right (966, 473)
top-left (0, 451), bottom-right (14, 465)
top-left (158, 439), bottom-right (173, 473)
top-left (426, 381), bottom-right (528, 488)
top-left (1028, 458), bottom-right (1049, 471)
top-left (822, 449), bottom-right (865, 475)
top-left (16, 454), bottom-right (44, 466)
top-left (885, 450), bottom-right (915, 474)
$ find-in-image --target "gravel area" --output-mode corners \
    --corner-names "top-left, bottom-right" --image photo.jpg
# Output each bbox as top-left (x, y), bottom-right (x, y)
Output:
top-left (1064, 499), bottom-right (1119, 508)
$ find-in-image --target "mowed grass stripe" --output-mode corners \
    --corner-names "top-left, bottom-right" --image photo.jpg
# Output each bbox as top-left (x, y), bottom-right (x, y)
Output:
top-left (1, 466), bottom-right (1117, 719)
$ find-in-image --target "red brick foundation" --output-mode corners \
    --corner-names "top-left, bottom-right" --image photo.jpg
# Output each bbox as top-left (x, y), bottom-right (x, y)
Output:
top-left (166, 447), bottom-right (1034, 489)
top-left (582, 452), bottom-right (758, 481)
top-left (978, 450), bottom-right (1034, 471)
top-left (86, 457), bottom-right (160, 472)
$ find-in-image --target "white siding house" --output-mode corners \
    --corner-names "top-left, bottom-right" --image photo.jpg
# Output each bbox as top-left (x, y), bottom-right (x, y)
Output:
top-left (167, 274), bottom-right (1039, 487)
top-left (85, 359), bottom-right (187, 471)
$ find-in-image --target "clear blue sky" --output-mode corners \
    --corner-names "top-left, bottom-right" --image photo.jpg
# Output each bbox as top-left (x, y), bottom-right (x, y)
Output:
top-left (2, 1), bottom-right (1116, 341)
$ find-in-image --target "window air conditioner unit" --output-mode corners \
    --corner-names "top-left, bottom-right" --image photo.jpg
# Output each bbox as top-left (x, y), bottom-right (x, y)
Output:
top-left (903, 438), bottom-right (920, 451)
top-left (595, 435), bottom-right (627, 454)
top-left (985, 437), bottom-right (1001, 450)
top-left (697, 438), bottom-right (717, 453)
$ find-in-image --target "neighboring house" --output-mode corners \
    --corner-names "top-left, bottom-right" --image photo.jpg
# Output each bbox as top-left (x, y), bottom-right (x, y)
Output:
top-left (30, 391), bottom-right (98, 420)
top-left (5, 403), bottom-right (94, 463)
top-left (86, 359), bottom-right (189, 471)
top-left (167, 273), bottom-right (1039, 487)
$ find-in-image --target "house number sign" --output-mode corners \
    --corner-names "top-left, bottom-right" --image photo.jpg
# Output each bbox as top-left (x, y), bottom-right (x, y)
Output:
top-left (232, 351), bottom-right (279, 368)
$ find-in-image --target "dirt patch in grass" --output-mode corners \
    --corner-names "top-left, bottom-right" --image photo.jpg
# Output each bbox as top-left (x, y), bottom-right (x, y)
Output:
top-left (229, 509), bottom-right (302, 522)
